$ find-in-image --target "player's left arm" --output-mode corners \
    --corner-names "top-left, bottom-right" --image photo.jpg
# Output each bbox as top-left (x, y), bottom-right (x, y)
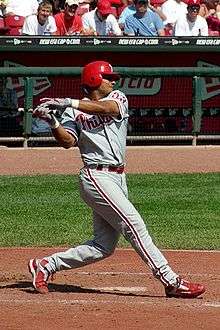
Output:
top-left (39, 96), bottom-right (125, 117)
top-left (77, 90), bottom-right (128, 118)
top-left (76, 99), bottom-right (120, 117)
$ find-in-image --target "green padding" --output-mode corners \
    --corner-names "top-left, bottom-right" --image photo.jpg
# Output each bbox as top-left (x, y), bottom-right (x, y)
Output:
top-left (0, 67), bottom-right (220, 77)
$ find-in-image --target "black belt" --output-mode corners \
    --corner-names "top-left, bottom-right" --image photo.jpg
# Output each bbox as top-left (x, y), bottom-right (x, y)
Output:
top-left (96, 164), bottom-right (124, 174)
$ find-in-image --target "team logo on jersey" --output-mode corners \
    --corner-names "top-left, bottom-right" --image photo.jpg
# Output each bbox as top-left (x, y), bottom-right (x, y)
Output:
top-left (197, 61), bottom-right (220, 101)
top-left (3, 60), bottom-right (51, 98)
top-left (76, 114), bottom-right (113, 131)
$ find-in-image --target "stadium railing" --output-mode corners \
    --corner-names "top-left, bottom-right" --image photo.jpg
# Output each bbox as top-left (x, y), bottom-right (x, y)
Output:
top-left (0, 66), bottom-right (220, 147)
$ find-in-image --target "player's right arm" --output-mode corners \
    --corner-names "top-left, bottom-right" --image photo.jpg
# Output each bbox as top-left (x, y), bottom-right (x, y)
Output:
top-left (52, 125), bottom-right (76, 149)
top-left (32, 106), bottom-right (77, 149)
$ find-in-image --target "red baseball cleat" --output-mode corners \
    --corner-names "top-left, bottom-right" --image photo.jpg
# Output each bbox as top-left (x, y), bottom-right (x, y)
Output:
top-left (28, 258), bottom-right (51, 294)
top-left (165, 278), bottom-right (205, 298)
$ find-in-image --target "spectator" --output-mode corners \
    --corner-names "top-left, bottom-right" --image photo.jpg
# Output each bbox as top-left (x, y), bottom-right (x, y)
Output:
top-left (82, 0), bottom-right (122, 35)
top-left (75, 0), bottom-right (90, 16)
top-left (5, 0), bottom-right (39, 17)
top-left (199, 0), bottom-right (220, 34)
top-left (55, 0), bottom-right (83, 35)
top-left (199, 0), bottom-right (220, 17)
top-left (118, 0), bottom-right (136, 29)
top-left (109, 0), bottom-right (126, 17)
top-left (124, 0), bottom-right (165, 36)
top-left (88, 0), bottom-right (98, 10)
top-left (0, 1), bottom-right (8, 16)
top-left (161, 0), bottom-right (187, 26)
top-left (174, 0), bottom-right (208, 35)
top-left (118, 0), bottom-right (167, 28)
top-left (48, 0), bottom-right (62, 14)
top-left (0, 77), bottom-right (17, 110)
top-left (148, 2), bottom-right (167, 21)
top-left (21, 1), bottom-right (57, 35)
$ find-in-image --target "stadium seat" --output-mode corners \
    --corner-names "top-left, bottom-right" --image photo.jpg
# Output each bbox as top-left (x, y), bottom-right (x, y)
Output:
top-left (4, 15), bottom-right (25, 36)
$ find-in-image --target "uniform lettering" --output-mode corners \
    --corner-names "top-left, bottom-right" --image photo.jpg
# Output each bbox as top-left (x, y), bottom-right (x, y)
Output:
top-left (76, 114), bottom-right (113, 131)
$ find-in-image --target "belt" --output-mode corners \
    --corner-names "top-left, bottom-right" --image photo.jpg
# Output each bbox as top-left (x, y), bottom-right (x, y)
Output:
top-left (96, 164), bottom-right (125, 174)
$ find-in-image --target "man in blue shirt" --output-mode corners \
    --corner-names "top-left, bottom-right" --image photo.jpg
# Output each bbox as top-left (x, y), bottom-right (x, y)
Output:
top-left (124, 0), bottom-right (165, 36)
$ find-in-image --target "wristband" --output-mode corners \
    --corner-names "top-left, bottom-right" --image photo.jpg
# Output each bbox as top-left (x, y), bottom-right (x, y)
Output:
top-left (71, 99), bottom-right (80, 109)
top-left (50, 115), bottom-right (60, 129)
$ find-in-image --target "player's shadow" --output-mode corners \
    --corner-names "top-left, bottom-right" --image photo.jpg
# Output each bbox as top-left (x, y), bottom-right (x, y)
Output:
top-left (0, 281), bottom-right (164, 298)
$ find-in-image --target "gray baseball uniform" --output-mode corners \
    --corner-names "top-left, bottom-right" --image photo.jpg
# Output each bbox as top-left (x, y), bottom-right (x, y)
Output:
top-left (45, 89), bottom-right (178, 286)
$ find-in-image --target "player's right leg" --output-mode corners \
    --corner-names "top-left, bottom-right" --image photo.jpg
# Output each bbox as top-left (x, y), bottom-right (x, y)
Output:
top-left (28, 211), bottom-right (119, 293)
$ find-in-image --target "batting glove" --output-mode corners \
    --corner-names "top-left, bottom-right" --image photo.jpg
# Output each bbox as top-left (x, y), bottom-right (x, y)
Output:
top-left (32, 106), bottom-right (60, 129)
top-left (40, 98), bottom-right (72, 110)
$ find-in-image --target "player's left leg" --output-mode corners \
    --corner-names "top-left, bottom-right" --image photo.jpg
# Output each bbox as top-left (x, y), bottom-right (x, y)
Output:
top-left (77, 168), bottom-right (205, 298)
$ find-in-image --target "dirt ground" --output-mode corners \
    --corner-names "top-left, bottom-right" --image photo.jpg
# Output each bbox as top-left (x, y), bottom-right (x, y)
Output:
top-left (0, 146), bottom-right (219, 330)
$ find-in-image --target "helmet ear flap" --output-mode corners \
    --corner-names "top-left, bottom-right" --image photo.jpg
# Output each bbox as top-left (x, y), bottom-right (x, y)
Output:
top-left (90, 73), bottom-right (103, 88)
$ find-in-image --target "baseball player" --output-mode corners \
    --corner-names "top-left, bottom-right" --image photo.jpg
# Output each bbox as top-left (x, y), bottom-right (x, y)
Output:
top-left (28, 61), bottom-right (205, 298)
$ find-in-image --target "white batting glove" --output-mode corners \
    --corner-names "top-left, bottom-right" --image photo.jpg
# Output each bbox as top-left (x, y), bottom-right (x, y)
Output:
top-left (32, 106), bottom-right (60, 129)
top-left (40, 97), bottom-right (72, 110)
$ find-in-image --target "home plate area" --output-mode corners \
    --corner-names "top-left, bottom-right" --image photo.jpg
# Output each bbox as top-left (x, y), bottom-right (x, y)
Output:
top-left (0, 248), bottom-right (219, 330)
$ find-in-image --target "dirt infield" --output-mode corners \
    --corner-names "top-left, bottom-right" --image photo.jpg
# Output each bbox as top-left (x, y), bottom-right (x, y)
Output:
top-left (0, 249), bottom-right (219, 330)
top-left (0, 146), bottom-right (219, 329)
top-left (0, 146), bottom-right (220, 175)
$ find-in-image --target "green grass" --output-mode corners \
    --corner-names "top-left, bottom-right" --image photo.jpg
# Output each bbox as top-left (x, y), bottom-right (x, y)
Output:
top-left (0, 173), bottom-right (219, 250)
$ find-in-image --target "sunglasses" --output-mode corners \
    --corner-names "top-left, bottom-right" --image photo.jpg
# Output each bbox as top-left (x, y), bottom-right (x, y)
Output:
top-left (188, 6), bottom-right (200, 12)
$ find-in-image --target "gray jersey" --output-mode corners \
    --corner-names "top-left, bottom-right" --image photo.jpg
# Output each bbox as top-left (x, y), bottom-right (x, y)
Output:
top-left (61, 90), bottom-right (129, 166)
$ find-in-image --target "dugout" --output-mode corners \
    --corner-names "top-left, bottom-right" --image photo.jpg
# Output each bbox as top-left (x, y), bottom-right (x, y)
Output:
top-left (0, 36), bottom-right (220, 146)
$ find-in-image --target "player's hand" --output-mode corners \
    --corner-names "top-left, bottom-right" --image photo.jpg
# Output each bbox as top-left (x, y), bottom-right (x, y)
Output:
top-left (32, 106), bottom-right (59, 129)
top-left (32, 105), bottom-right (54, 122)
top-left (39, 98), bottom-right (72, 110)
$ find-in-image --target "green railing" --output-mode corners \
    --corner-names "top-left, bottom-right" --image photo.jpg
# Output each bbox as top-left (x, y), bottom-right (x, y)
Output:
top-left (0, 66), bottom-right (220, 147)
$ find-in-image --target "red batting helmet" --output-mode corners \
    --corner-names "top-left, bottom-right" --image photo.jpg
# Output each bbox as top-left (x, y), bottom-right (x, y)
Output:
top-left (81, 61), bottom-right (120, 88)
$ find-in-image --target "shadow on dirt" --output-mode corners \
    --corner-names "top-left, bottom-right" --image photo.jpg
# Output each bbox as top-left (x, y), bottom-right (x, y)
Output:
top-left (0, 281), bottom-right (164, 298)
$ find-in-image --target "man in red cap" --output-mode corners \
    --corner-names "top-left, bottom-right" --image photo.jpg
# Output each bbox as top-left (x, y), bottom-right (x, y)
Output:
top-left (174, 0), bottom-right (208, 35)
top-left (82, 0), bottom-right (122, 35)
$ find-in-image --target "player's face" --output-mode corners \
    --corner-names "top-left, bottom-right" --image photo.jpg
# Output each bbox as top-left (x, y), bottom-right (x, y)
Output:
top-left (99, 77), bottom-right (115, 96)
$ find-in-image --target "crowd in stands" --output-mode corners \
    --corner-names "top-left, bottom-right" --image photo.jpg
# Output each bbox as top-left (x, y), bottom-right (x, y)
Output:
top-left (0, 0), bottom-right (219, 37)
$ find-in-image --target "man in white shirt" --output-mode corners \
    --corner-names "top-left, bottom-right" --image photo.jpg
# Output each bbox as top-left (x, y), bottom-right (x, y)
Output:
top-left (5, 0), bottom-right (39, 17)
top-left (174, 0), bottom-right (208, 36)
top-left (82, 0), bottom-right (122, 36)
top-left (22, 1), bottom-right (57, 35)
top-left (161, 0), bottom-right (187, 26)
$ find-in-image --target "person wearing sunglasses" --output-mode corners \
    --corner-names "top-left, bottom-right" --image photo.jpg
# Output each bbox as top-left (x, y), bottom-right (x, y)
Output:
top-left (174, 0), bottom-right (208, 36)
